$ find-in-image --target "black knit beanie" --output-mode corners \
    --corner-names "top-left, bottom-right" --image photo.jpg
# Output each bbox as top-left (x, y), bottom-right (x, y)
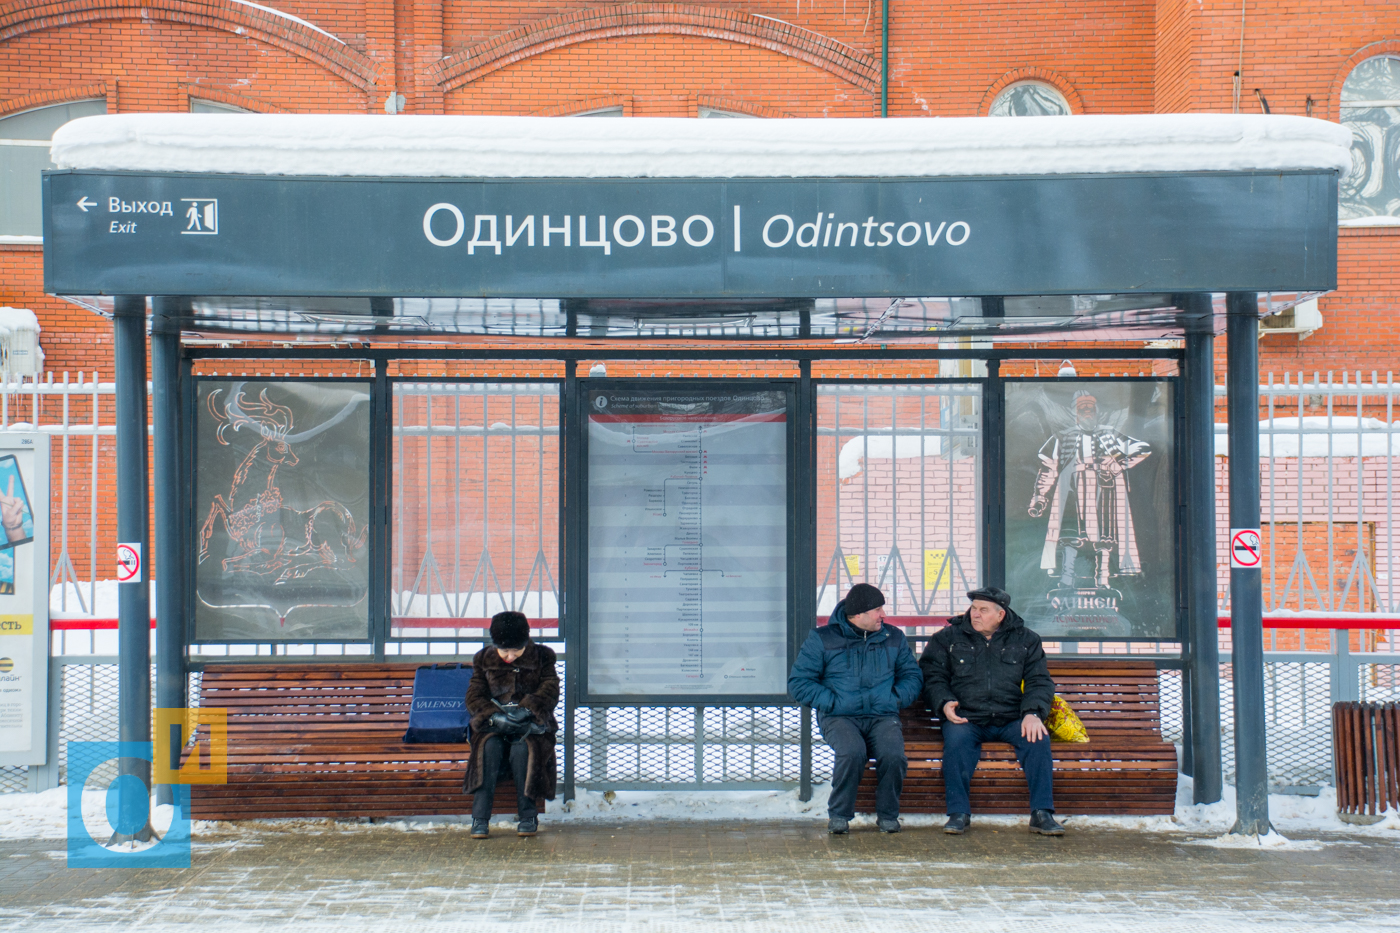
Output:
top-left (489, 611), bottom-right (530, 649)
top-left (843, 583), bottom-right (885, 617)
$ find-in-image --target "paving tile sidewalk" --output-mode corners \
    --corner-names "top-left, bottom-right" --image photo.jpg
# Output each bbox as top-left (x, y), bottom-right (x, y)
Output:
top-left (1, 820), bottom-right (1398, 932)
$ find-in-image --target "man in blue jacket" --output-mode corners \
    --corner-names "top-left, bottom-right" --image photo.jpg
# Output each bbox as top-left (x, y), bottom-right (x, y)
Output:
top-left (788, 583), bottom-right (923, 834)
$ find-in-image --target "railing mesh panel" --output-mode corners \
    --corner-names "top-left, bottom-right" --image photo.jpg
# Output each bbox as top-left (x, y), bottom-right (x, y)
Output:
top-left (57, 661), bottom-right (121, 787)
top-left (1359, 661), bottom-right (1400, 703)
top-left (0, 767), bottom-right (27, 793)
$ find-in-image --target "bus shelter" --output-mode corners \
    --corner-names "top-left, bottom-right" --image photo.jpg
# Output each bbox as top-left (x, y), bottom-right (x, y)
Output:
top-left (41, 112), bottom-right (1351, 833)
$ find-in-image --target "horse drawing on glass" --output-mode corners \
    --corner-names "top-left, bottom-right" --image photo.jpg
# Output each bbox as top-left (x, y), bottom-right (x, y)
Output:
top-left (195, 382), bottom-right (371, 640)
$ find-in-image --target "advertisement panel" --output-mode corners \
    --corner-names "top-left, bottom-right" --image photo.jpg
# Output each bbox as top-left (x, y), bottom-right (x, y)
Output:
top-left (1005, 381), bottom-right (1177, 640)
top-left (0, 434), bottom-right (50, 767)
top-left (194, 380), bottom-right (371, 642)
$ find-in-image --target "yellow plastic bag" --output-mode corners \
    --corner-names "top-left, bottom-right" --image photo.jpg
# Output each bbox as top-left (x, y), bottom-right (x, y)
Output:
top-left (1021, 680), bottom-right (1090, 742)
top-left (1044, 694), bottom-right (1089, 743)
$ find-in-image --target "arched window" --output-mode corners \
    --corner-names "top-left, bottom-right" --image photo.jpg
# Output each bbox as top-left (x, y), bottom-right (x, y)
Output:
top-left (0, 99), bottom-right (107, 237)
top-left (698, 107), bottom-right (757, 119)
top-left (571, 106), bottom-right (624, 117)
top-left (988, 82), bottom-right (1071, 117)
top-left (1340, 56), bottom-right (1400, 223)
top-left (189, 98), bottom-right (250, 114)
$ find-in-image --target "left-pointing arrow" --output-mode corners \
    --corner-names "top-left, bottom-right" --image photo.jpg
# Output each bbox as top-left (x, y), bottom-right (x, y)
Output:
top-left (76, 197), bottom-right (95, 212)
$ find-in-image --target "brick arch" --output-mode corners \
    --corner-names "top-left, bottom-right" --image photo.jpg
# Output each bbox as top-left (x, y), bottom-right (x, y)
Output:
top-left (0, 82), bottom-right (111, 118)
top-left (979, 67), bottom-right (1084, 116)
top-left (1326, 39), bottom-right (1400, 122)
top-left (0, 0), bottom-right (378, 91)
top-left (430, 3), bottom-right (879, 94)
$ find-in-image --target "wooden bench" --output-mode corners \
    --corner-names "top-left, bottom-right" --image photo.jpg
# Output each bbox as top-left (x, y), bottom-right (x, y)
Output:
top-left (855, 659), bottom-right (1178, 815)
top-left (187, 663), bottom-right (533, 821)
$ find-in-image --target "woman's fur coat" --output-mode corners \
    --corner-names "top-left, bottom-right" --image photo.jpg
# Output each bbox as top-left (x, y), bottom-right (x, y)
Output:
top-left (462, 640), bottom-right (559, 803)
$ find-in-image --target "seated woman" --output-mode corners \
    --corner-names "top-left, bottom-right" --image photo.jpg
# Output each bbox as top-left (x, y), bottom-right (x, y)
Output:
top-left (463, 611), bottom-right (560, 838)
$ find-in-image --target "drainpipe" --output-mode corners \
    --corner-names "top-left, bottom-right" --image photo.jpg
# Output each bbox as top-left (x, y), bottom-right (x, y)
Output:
top-left (881, 0), bottom-right (890, 117)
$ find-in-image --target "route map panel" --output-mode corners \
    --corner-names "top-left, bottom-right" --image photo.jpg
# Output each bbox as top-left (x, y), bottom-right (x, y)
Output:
top-left (587, 387), bottom-right (788, 697)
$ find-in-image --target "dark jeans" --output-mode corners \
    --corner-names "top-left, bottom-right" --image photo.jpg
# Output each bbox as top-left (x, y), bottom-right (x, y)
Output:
top-left (820, 715), bottom-right (906, 821)
top-left (471, 733), bottom-right (537, 822)
top-left (941, 719), bottom-right (1054, 814)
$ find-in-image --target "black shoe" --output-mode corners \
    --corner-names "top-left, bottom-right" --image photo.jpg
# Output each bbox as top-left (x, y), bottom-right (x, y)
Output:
top-left (827, 817), bottom-right (849, 834)
top-left (517, 817), bottom-right (538, 837)
top-left (470, 819), bottom-right (490, 839)
top-left (877, 818), bottom-right (901, 834)
top-left (1029, 809), bottom-right (1065, 835)
top-left (944, 813), bottom-right (971, 835)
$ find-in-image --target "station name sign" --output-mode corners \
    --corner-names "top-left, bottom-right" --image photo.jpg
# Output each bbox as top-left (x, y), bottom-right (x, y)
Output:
top-left (43, 170), bottom-right (1337, 298)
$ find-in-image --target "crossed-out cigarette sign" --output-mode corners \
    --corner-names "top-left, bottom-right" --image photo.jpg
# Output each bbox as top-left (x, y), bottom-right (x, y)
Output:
top-left (116, 542), bottom-right (141, 582)
top-left (1230, 528), bottom-right (1261, 569)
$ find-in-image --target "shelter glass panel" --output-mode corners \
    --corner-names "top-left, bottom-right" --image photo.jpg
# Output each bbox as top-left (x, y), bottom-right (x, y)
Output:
top-left (816, 384), bottom-right (981, 621)
top-left (391, 383), bottom-right (560, 639)
top-left (194, 380), bottom-right (372, 642)
top-left (1005, 379), bottom-right (1176, 639)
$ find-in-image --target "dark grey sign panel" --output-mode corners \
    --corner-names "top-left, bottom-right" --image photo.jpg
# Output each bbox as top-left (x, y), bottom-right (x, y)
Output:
top-left (43, 170), bottom-right (1337, 298)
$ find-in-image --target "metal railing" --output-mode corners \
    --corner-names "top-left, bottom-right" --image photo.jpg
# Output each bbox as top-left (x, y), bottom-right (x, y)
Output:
top-left (7, 371), bottom-right (1400, 795)
top-left (1220, 371), bottom-right (1400, 619)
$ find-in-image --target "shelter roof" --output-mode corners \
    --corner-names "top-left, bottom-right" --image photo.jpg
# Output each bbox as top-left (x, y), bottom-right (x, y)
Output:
top-left (51, 114), bottom-right (1352, 179)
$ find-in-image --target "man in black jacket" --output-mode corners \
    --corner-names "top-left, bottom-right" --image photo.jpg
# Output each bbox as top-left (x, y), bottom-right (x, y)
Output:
top-left (919, 586), bottom-right (1065, 836)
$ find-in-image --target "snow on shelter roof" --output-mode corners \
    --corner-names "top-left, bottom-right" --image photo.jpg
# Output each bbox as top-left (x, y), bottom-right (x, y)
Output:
top-left (50, 113), bottom-right (1353, 179)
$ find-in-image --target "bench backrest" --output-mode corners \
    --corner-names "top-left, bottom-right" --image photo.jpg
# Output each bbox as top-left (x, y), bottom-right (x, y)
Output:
top-left (199, 659), bottom-right (1166, 743)
top-left (903, 659), bottom-right (1167, 739)
top-left (199, 663), bottom-right (441, 741)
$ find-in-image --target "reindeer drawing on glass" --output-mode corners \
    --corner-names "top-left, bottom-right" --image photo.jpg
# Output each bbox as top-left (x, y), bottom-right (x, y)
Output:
top-left (198, 388), bottom-right (367, 595)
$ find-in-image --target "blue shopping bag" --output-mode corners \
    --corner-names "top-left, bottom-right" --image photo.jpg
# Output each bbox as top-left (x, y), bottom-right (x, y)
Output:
top-left (402, 663), bottom-right (473, 743)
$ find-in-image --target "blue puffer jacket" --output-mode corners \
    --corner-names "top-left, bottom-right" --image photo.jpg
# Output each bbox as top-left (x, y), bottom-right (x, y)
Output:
top-left (787, 600), bottom-right (924, 717)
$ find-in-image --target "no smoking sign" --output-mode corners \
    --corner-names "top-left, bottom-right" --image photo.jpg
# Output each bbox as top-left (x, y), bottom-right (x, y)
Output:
top-left (1230, 528), bottom-right (1261, 569)
top-left (116, 542), bottom-right (142, 583)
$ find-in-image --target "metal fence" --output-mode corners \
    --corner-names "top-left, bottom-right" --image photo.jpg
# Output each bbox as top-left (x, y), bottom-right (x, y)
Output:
top-left (7, 371), bottom-right (1400, 796)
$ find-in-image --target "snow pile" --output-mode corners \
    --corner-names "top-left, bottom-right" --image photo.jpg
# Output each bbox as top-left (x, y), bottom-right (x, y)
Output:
top-left (1215, 417), bottom-right (1400, 457)
top-left (838, 435), bottom-right (947, 480)
top-left (0, 787), bottom-right (173, 842)
top-left (0, 307), bottom-right (40, 338)
top-left (51, 113), bottom-right (1352, 179)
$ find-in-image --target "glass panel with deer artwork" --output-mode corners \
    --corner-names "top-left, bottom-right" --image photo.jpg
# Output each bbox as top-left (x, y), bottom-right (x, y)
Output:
top-left (194, 380), bottom-right (372, 641)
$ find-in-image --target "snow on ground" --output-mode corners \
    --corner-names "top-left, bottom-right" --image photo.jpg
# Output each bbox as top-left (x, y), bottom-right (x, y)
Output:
top-left (2, 775), bottom-right (1396, 843)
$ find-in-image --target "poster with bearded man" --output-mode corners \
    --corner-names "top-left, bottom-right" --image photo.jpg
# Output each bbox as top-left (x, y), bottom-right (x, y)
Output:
top-left (1005, 381), bottom-right (1176, 640)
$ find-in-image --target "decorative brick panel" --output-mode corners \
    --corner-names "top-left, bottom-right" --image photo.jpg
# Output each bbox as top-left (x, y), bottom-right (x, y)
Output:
top-left (0, 0), bottom-right (379, 91)
top-left (430, 3), bottom-right (880, 93)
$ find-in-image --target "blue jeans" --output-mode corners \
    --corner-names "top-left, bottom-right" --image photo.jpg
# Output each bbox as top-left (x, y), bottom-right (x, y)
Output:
top-left (820, 715), bottom-right (907, 821)
top-left (941, 719), bottom-right (1054, 814)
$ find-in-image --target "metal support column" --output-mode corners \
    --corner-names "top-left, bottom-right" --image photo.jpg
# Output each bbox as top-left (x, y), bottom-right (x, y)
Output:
top-left (981, 358), bottom-right (1005, 588)
top-left (1182, 294), bottom-right (1223, 803)
top-left (151, 298), bottom-right (186, 806)
top-left (561, 359), bottom-right (578, 802)
top-left (370, 358), bottom-right (390, 661)
top-left (1226, 291), bottom-right (1270, 835)
top-left (113, 295), bottom-right (154, 842)
top-left (796, 360), bottom-right (814, 802)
